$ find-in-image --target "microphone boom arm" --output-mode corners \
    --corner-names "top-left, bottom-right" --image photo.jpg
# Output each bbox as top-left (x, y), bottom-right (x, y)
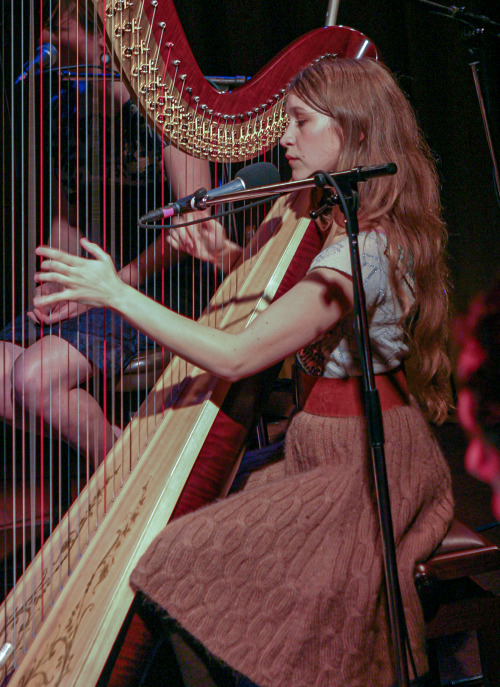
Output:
top-left (197, 163), bottom-right (397, 208)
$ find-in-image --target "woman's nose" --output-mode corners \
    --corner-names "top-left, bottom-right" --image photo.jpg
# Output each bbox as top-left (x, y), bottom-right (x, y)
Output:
top-left (280, 123), bottom-right (294, 148)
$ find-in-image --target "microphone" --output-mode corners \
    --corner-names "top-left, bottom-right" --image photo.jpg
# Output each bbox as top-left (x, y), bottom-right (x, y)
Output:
top-left (15, 43), bottom-right (58, 84)
top-left (162, 162), bottom-right (398, 208)
top-left (140, 161), bottom-right (280, 222)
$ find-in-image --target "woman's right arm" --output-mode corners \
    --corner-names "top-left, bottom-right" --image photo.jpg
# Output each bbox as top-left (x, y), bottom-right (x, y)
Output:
top-left (33, 238), bottom-right (354, 382)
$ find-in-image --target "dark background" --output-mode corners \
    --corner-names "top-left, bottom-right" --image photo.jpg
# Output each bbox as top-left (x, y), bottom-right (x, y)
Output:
top-left (1, 0), bottom-right (499, 321)
top-left (173, 0), bottom-right (500, 316)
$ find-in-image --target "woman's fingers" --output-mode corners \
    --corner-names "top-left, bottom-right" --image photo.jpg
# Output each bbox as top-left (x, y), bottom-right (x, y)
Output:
top-left (28, 308), bottom-right (58, 325)
top-left (35, 245), bottom-right (80, 266)
top-left (34, 240), bottom-right (112, 284)
top-left (33, 239), bottom-right (121, 312)
top-left (167, 223), bottom-right (220, 262)
top-left (167, 225), bottom-right (196, 253)
top-left (29, 300), bottom-right (82, 325)
top-left (27, 310), bottom-right (41, 324)
top-left (33, 292), bottom-right (68, 310)
top-left (34, 270), bottom-right (67, 286)
top-left (35, 238), bottom-right (108, 267)
top-left (79, 236), bottom-right (111, 261)
top-left (33, 265), bottom-right (84, 306)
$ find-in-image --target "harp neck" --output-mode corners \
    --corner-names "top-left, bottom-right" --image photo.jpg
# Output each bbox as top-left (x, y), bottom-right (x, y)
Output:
top-left (103, 0), bottom-right (378, 161)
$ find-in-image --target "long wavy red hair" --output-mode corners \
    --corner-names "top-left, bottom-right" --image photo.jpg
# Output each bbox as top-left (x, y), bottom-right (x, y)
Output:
top-left (288, 57), bottom-right (451, 423)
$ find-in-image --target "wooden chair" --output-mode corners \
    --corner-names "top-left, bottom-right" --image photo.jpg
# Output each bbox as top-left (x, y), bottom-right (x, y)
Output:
top-left (415, 519), bottom-right (500, 687)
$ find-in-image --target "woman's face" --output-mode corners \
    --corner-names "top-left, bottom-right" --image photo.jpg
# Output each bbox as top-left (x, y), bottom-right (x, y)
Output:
top-left (280, 93), bottom-right (343, 180)
top-left (42, 8), bottom-right (104, 68)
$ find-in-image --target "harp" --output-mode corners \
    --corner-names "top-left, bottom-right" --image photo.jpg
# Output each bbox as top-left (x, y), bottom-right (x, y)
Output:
top-left (0, 1), bottom-right (377, 684)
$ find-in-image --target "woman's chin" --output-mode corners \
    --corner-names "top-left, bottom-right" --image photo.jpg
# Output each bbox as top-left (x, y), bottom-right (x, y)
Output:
top-left (291, 168), bottom-right (309, 182)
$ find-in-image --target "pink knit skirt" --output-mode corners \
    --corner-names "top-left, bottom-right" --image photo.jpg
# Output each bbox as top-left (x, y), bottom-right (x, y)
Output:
top-left (130, 402), bottom-right (454, 687)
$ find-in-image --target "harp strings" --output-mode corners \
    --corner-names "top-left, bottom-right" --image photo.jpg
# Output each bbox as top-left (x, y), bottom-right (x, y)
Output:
top-left (1, 0), bottom-right (287, 672)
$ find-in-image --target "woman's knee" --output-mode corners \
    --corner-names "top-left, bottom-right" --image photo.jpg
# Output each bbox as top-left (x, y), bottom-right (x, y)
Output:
top-left (0, 342), bottom-right (23, 417)
top-left (12, 347), bottom-right (46, 411)
top-left (12, 337), bottom-right (88, 410)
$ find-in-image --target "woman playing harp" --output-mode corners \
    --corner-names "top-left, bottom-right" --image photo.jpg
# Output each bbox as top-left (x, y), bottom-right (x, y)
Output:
top-left (0, 0), bottom-right (212, 467)
top-left (35, 56), bottom-right (453, 686)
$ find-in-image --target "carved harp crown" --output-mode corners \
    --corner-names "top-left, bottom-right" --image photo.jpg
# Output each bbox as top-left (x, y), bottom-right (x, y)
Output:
top-left (104, 0), bottom-right (377, 161)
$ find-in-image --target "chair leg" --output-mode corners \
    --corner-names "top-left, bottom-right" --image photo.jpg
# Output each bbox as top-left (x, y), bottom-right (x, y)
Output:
top-left (139, 635), bottom-right (185, 687)
top-left (424, 640), bottom-right (442, 687)
top-left (477, 597), bottom-right (500, 687)
top-left (255, 416), bottom-right (269, 448)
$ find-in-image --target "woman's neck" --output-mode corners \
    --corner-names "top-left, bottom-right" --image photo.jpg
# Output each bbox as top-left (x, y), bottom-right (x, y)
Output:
top-left (321, 221), bottom-right (347, 249)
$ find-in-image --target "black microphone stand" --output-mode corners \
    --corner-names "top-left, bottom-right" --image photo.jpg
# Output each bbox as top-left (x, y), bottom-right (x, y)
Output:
top-left (460, 16), bottom-right (500, 207)
top-left (313, 165), bottom-right (411, 687)
top-left (411, 0), bottom-right (500, 206)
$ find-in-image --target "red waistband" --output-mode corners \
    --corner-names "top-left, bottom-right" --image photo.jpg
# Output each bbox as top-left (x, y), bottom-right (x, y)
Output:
top-left (297, 368), bottom-right (409, 417)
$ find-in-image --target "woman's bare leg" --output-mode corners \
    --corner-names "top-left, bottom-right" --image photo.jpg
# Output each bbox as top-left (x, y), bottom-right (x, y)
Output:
top-left (12, 335), bottom-right (114, 467)
top-left (0, 341), bottom-right (25, 423)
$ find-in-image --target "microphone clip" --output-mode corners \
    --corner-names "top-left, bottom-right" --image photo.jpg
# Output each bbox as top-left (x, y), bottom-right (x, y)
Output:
top-left (309, 191), bottom-right (339, 220)
top-left (191, 187), bottom-right (209, 210)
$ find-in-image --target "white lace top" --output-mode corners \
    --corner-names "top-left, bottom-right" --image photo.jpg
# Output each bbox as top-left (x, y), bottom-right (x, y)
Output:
top-left (298, 231), bottom-right (414, 378)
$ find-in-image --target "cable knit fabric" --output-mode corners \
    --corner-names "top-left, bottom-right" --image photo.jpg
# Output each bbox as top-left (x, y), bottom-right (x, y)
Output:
top-left (131, 402), bottom-right (453, 687)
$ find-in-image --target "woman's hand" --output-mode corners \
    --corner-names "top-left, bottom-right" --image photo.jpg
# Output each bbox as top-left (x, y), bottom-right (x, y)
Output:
top-left (168, 216), bottom-right (242, 271)
top-left (167, 215), bottom-right (225, 259)
top-left (34, 237), bottom-right (124, 311)
top-left (28, 282), bottom-right (91, 325)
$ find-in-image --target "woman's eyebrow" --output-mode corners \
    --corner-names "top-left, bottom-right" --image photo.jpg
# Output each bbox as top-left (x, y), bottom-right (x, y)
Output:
top-left (286, 105), bottom-right (311, 116)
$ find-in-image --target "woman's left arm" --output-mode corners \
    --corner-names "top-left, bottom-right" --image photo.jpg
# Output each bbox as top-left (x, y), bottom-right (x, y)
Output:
top-left (116, 144), bottom-right (214, 285)
top-left (34, 239), bottom-right (353, 381)
top-left (161, 147), bottom-right (241, 267)
top-left (162, 146), bottom-right (212, 202)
